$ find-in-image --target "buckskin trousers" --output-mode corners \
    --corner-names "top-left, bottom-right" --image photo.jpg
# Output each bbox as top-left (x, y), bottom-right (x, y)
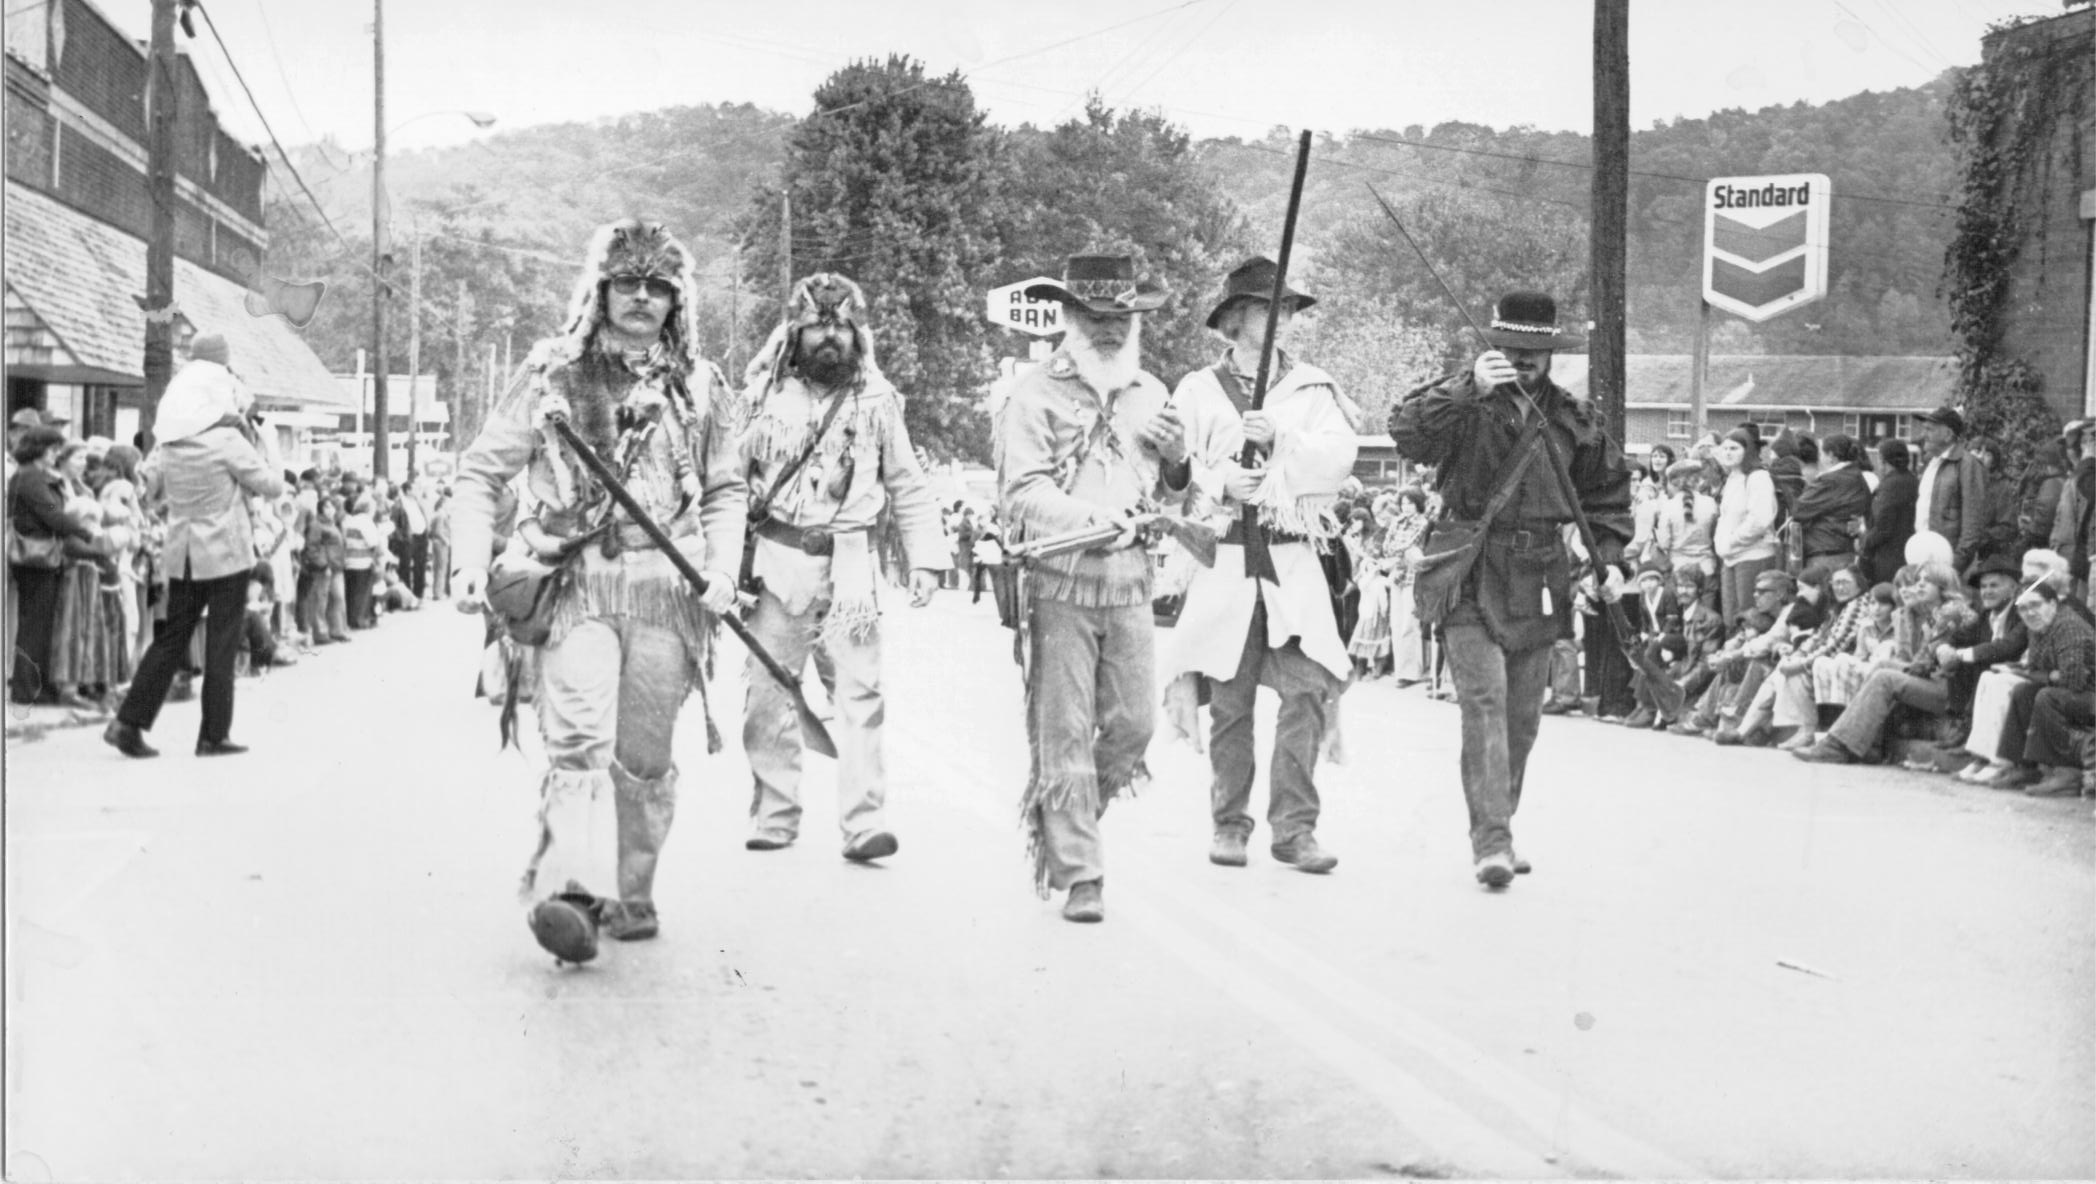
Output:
top-left (1443, 622), bottom-right (1553, 860)
top-left (741, 587), bottom-right (889, 848)
top-left (1210, 597), bottom-right (1340, 845)
top-left (526, 615), bottom-right (687, 908)
top-left (1027, 595), bottom-right (1156, 891)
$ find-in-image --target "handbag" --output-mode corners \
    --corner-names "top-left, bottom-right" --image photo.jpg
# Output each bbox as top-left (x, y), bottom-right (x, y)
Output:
top-left (485, 551), bottom-right (571, 647)
top-left (1413, 419), bottom-right (1547, 628)
top-left (7, 528), bottom-right (64, 569)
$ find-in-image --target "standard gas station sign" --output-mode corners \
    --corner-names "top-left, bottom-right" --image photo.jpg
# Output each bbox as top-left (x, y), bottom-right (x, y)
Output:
top-left (1703, 173), bottom-right (1831, 322)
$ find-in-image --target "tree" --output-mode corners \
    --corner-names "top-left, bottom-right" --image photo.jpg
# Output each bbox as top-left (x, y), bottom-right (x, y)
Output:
top-left (738, 56), bottom-right (1005, 463)
top-left (1312, 189), bottom-right (1589, 376)
top-left (995, 98), bottom-right (1255, 388)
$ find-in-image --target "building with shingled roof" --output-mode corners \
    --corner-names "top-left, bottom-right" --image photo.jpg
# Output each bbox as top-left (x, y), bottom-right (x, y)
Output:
top-left (2, 0), bottom-right (347, 462)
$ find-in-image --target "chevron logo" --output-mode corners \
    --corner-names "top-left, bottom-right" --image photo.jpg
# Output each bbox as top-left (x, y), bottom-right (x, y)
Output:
top-left (1711, 255), bottom-right (1807, 308)
top-left (1712, 210), bottom-right (1807, 264)
top-left (1703, 173), bottom-right (1830, 323)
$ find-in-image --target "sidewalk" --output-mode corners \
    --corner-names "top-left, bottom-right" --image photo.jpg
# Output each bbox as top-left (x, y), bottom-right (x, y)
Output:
top-left (2, 602), bottom-right (446, 745)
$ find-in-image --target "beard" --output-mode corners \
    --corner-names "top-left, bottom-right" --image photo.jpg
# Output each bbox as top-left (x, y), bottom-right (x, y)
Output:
top-left (795, 332), bottom-right (862, 388)
top-left (1065, 319), bottom-right (1141, 393)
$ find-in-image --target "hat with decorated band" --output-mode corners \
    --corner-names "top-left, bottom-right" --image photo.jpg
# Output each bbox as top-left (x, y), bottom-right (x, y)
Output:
top-left (1204, 256), bottom-right (1316, 329)
top-left (1023, 254), bottom-right (1167, 317)
top-left (1480, 290), bottom-right (1586, 351)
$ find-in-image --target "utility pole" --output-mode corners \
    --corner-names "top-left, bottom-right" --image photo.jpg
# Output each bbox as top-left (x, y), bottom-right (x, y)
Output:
top-left (141, 0), bottom-right (180, 448)
top-left (779, 191), bottom-right (792, 318)
top-left (405, 232), bottom-right (422, 478)
top-left (1689, 299), bottom-right (1711, 439)
top-left (453, 278), bottom-right (468, 453)
top-left (728, 247), bottom-right (741, 380)
top-left (370, 0), bottom-right (389, 480)
top-left (1590, 0), bottom-right (1630, 436)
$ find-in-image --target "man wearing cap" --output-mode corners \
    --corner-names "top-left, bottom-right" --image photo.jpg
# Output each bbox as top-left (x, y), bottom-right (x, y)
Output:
top-left (449, 220), bottom-right (746, 964)
top-left (996, 253), bottom-right (1190, 922)
top-left (1390, 291), bottom-right (1632, 890)
top-left (1913, 406), bottom-right (1989, 574)
top-left (1160, 258), bottom-right (1358, 874)
top-left (736, 272), bottom-right (946, 862)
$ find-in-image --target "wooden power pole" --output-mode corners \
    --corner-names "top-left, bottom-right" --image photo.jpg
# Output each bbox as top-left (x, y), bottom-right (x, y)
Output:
top-left (453, 278), bottom-right (469, 454)
top-left (141, 0), bottom-right (180, 448)
top-left (1591, 0), bottom-right (1630, 434)
top-left (370, 0), bottom-right (389, 480)
top-left (779, 191), bottom-right (792, 318)
top-left (405, 232), bottom-right (422, 477)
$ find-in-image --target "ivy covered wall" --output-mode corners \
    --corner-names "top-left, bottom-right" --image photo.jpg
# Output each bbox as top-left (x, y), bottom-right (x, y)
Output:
top-left (1941, 7), bottom-right (2094, 467)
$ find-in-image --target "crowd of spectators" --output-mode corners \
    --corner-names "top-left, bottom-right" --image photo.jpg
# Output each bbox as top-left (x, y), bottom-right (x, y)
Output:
top-left (6, 365), bottom-right (454, 724)
top-left (1325, 411), bottom-right (2096, 801)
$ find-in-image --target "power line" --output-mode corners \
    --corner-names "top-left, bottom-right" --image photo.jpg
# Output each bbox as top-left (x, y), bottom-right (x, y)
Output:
top-left (247, 0), bottom-right (318, 143)
top-left (191, 1), bottom-right (348, 248)
top-left (1345, 129), bottom-right (1956, 213)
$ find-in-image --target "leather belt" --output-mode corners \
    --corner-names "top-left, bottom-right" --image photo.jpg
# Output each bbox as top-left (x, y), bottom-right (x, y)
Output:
top-left (1221, 521), bottom-right (1309, 547)
top-left (754, 516), bottom-right (865, 557)
top-left (1486, 520), bottom-right (1563, 550)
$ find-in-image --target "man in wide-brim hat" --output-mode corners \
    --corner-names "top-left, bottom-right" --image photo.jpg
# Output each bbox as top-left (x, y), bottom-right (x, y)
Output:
top-left (1158, 256), bottom-right (1358, 875)
top-left (1390, 290), bottom-right (1632, 891)
top-left (996, 252), bottom-right (1190, 924)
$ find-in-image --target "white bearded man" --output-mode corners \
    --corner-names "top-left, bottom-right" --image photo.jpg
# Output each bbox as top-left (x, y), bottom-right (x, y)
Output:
top-left (1160, 258), bottom-right (1359, 874)
top-left (738, 274), bottom-right (946, 861)
top-left (451, 219), bottom-right (747, 965)
top-left (996, 253), bottom-right (1191, 923)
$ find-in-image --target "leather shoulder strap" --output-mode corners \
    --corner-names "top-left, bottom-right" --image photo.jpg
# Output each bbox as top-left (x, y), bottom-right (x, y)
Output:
top-left (1470, 414), bottom-right (1550, 528)
top-left (751, 387), bottom-right (851, 518)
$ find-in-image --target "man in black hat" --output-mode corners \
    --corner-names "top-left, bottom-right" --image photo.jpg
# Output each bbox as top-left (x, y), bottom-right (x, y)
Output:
top-left (1158, 257), bottom-right (1358, 874)
top-left (1389, 291), bottom-right (1632, 889)
top-left (996, 253), bottom-right (1190, 923)
top-left (1913, 405), bottom-right (1989, 573)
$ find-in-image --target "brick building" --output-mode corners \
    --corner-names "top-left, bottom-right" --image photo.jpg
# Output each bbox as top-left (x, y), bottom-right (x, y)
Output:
top-left (1554, 354), bottom-right (1958, 456)
top-left (1981, 8), bottom-right (2096, 421)
top-left (2, 0), bottom-right (345, 457)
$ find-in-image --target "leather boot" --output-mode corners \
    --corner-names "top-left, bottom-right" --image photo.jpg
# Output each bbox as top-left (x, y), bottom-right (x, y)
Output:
top-left (608, 762), bottom-right (675, 940)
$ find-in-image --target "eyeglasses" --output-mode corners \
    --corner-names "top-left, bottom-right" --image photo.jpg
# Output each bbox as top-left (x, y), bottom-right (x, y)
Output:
top-left (608, 275), bottom-right (677, 300)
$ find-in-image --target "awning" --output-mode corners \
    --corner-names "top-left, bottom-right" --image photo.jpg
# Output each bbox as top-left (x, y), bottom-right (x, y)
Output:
top-left (3, 180), bottom-right (350, 410)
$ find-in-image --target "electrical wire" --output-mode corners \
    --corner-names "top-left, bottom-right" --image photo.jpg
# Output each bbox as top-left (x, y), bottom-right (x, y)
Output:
top-left (191, 1), bottom-right (348, 247)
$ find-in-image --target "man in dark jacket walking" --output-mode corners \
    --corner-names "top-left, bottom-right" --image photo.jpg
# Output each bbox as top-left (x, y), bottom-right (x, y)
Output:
top-left (1389, 291), bottom-right (1632, 890)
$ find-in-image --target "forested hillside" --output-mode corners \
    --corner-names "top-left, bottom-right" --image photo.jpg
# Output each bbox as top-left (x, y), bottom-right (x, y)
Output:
top-left (262, 68), bottom-right (1963, 459)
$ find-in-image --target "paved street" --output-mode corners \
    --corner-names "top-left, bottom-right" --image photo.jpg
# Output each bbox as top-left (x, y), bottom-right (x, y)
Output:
top-left (5, 590), bottom-right (2093, 1180)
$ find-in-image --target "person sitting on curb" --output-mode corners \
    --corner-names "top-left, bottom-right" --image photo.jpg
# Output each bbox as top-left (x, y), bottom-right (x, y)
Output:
top-left (1963, 578), bottom-right (2094, 794)
top-left (1792, 562), bottom-right (1984, 765)
top-left (1934, 554), bottom-right (2032, 779)
top-left (1670, 595), bottom-right (1779, 737)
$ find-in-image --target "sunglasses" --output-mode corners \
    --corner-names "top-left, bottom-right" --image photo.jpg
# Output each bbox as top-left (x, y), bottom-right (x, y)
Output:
top-left (608, 274), bottom-right (677, 300)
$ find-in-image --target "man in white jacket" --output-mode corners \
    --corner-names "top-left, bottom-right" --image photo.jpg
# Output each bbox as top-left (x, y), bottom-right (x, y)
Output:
top-left (1160, 259), bottom-right (1359, 874)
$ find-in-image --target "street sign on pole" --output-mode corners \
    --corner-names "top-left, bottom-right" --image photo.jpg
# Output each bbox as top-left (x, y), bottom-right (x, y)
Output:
top-left (1702, 173), bottom-right (1831, 323)
top-left (985, 278), bottom-right (1064, 337)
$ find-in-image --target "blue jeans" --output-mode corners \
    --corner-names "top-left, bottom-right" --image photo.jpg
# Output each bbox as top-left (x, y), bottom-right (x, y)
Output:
top-left (1209, 598), bottom-right (1340, 845)
top-left (1443, 623), bottom-right (1553, 860)
top-left (1827, 667), bottom-right (1948, 758)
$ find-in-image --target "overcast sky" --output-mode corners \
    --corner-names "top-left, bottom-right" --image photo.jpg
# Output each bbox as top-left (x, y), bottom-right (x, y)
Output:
top-left (156, 0), bottom-right (2042, 155)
